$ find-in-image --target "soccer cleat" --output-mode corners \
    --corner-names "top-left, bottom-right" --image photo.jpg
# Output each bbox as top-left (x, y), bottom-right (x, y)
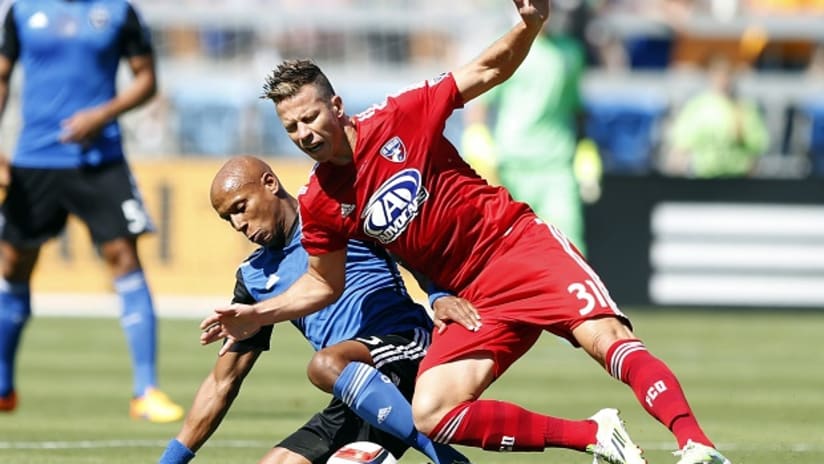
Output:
top-left (129, 388), bottom-right (184, 423)
top-left (585, 408), bottom-right (646, 464)
top-left (673, 440), bottom-right (731, 464)
top-left (0, 390), bottom-right (17, 412)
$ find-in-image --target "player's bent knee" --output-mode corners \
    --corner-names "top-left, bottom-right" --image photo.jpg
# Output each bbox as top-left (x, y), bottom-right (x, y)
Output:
top-left (411, 390), bottom-right (447, 436)
top-left (258, 446), bottom-right (311, 464)
top-left (306, 350), bottom-right (339, 393)
top-left (573, 316), bottom-right (637, 363)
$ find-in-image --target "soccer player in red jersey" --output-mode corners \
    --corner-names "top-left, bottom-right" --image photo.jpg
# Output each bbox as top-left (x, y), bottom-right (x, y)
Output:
top-left (201, 1), bottom-right (730, 463)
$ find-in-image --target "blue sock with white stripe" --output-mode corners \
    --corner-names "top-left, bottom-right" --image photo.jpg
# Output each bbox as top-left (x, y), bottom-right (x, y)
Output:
top-left (0, 280), bottom-right (31, 396)
top-left (333, 361), bottom-right (468, 464)
top-left (115, 270), bottom-right (157, 397)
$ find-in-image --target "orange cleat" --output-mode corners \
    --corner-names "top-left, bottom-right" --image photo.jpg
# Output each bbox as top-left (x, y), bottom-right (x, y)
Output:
top-left (0, 390), bottom-right (17, 412)
top-left (129, 388), bottom-right (183, 423)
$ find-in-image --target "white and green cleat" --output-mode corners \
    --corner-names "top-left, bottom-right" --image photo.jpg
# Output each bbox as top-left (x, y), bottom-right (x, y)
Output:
top-left (674, 440), bottom-right (731, 464)
top-left (585, 408), bottom-right (647, 464)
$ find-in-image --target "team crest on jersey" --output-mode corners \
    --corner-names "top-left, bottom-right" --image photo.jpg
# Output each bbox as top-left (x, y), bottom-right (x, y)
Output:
top-left (380, 136), bottom-right (406, 163)
top-left (362, 169), bottom-right (428, 244)
top-left (88, 5), bottom-right (111, 29)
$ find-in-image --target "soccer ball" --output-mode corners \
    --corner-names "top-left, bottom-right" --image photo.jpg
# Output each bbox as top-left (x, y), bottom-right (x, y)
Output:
top-left (327, 441), bottom-right (398, 464)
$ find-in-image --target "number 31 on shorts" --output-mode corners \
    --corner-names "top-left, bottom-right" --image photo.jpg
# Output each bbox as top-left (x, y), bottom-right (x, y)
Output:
top-left (567, 279), bottom-right (614, 315)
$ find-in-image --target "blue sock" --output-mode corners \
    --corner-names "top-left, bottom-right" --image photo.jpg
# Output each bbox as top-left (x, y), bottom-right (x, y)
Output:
top-left (0, 280), bottom-right (31, 396)
top-left (158, 438), bottom-right (195, 464)
top-left (333, 361), bottom-right (468, 464)
top-left (115, 270), bottom-right (157, 397)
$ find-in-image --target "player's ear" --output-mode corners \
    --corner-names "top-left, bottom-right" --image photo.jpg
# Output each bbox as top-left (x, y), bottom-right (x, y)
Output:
top-left (262, 171), bottom-right (280, 195)
top-left (331, 95), bottom-right (344, 118)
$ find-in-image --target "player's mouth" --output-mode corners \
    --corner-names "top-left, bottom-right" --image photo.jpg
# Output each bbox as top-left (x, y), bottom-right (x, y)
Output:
top-left (250, 230), bottom-right (269, 244)
top-left (304, 142), bottom-right (323, 154)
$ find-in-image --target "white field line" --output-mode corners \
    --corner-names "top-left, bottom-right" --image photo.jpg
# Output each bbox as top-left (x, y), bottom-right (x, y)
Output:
top-left (0, 440), bottom-right (822, 452)
top-left (31, 293), bottom-right (229, 319)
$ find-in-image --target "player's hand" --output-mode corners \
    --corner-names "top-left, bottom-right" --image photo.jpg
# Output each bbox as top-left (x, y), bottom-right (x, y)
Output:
top-left (200, 303), bottom-right (262, 356)
top-left (59, 106), bottom-right (109, 146)
top-left (513, 0), bottom-right (550, 28)
top-left (431, 296), bottom-right (481, 334)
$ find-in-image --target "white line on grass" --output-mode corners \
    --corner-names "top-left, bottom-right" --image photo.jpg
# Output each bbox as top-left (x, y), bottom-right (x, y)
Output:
top-left (0, 440), bottom-right (271, 449)
top-left (0, 440), bottom-right (822, 452)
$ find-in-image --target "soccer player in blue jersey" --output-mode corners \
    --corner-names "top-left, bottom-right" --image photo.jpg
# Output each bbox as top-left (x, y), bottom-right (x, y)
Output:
top-left (0, 0), bottom-right (182, 421)
top-left (159, 156), bottom-right (475, 464)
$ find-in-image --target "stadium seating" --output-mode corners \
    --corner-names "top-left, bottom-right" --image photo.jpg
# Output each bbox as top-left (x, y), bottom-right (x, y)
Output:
top-left (583, 93), bottom-right (668, 175)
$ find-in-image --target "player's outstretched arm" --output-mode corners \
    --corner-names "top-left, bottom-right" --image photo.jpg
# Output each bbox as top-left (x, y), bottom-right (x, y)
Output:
top-left (159, 350), bottom-right (260, 463)
top-left (200, 249), bottom-right (347, 354)
top-left (452, 0), bottom-right (549, 103)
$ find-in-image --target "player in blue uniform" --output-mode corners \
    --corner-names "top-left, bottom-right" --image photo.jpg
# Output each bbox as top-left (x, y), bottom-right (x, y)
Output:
top-left (159, 156), bottom-right (475, 464)
top-left (0, 0), bottom-right (182, 421)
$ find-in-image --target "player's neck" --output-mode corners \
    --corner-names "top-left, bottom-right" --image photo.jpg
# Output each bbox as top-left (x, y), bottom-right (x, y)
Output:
top-left (329, 119), bottom-right (357, 165)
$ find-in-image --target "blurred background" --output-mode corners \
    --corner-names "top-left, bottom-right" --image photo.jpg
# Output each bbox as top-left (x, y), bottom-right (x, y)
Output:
top-left (3, 0), bottom-right (823, 312)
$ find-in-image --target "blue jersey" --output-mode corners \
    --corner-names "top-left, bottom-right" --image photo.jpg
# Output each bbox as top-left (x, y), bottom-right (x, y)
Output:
top-left (0, 0), bottom-right (153, 168)
top-left (232, 220), bottom-right (434, 351)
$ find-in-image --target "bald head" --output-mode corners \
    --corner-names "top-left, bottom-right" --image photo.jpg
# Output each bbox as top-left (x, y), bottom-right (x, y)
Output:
top-left (210, 156), bottom-right (275, 207)
top-left (210, 156), bottom-right (298, 248)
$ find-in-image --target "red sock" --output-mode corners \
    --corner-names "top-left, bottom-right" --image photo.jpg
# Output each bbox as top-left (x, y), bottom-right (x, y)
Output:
top-left (606, 339), bottom-right (714, 448)
top-left (429, 400), bottom-right (597, 452)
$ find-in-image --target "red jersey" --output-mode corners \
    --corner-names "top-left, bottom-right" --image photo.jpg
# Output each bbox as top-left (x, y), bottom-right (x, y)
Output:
top-left (299, 73), bottom-right (533, 292)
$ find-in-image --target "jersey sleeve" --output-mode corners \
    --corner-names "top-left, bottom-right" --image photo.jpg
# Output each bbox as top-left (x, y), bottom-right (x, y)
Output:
top-left (0, 5), bottom-right (19, 62)
top-left (228, 265), bottom-right (274, 352)
top-left (119, 3), bottom-right (154, 58)
top-left (231, 267), bottom-right (255, 305)
top-left (298, 182), bottom-right (349, 256)
top-left (393, 72), bottom-right (464, 138)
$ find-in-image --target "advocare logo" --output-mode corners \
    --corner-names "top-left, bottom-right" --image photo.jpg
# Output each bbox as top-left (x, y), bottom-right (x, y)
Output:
top-left (362, 169), bottom-right (428, 244)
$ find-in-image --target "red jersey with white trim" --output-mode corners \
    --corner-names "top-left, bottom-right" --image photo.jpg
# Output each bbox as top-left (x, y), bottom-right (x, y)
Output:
top-left (299, 73), bottom-right (533, 292)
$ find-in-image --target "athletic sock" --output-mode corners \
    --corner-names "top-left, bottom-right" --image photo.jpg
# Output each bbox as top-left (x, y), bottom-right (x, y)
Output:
top-left (429, 399), bottom-right (597, 452)
top-left (333, 361), bottom-right (468, 464)
top-left (115, 270), bottom-right (157, 397)
top-left (605, 339), bottom-right (713, 448)
top-left (0, 280), bottom-right (31, 397)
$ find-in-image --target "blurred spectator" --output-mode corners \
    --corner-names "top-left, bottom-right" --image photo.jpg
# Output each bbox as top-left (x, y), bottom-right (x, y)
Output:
top-left (461, 1), bottom-right (590, 253)
top-left (662, 53), bottom-right (770, 177)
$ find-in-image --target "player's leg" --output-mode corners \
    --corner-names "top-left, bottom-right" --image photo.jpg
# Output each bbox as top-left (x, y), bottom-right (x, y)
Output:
top-left (573, 318), bottom-right (729, 463)
top-left (0, 242), bottom-right (38, 412)
top-left (262, 398), bottom-right (396, 464)
top-left (258, 447), bottom-right (312, 464)
top-left (0, 167), bottom-right (68, 411)
top-left (310, 329), bottom-right (468, 464)
top-left (542, 222), bottom-right (729, 463)
top-left (66, 161), bottom-right (181, 422)
top-left (413, 218), bottom-right (645, 462)
top-left (413, 322), bottom-right (595, 451)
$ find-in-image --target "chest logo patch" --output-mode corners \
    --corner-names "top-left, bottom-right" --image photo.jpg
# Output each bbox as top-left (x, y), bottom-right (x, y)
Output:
top-left (362, 169), bottom-right (428, 244)
top-left (379, 136), bottom-right (406, 163)
top-left (88, 6), bottom-right (111, 29)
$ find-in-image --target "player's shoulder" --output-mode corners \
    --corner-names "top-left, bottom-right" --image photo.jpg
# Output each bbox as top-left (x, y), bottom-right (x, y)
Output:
top-left (238, 246), bottom-right (268, 270)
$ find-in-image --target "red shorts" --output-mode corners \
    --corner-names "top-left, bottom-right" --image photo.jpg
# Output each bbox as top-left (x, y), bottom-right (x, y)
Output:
top-left (418, 217), bottom-right (630, 378)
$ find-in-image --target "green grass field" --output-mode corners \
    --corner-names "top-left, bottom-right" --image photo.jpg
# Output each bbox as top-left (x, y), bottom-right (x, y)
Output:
top-left (2, 309), bottom-right (823, 463)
